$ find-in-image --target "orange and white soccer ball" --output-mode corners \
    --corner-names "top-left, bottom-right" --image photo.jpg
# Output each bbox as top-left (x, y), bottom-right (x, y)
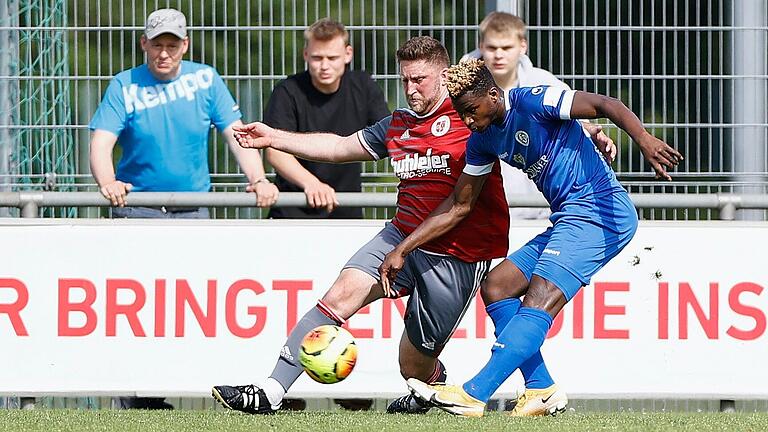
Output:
top-left (299, 325), bottom-right (357, 384)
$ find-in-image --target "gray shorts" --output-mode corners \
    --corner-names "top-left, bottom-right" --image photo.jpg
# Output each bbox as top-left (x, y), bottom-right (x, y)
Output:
top-left (344, 222), bottom-right (491, 356)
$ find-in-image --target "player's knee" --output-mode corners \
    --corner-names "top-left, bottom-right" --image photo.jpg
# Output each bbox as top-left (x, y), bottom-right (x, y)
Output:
top-left (480, 272), bottom-right (526, 305)
top-left (319, 279), bottom-right (360, 318)
top-left (318, 287), bottom-right (349, 314)
top-left (522, 277), bottom-right (568, 317)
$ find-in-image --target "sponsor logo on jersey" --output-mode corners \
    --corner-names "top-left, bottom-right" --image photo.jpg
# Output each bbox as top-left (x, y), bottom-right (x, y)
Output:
top-left (515, 130), bottom-right (530, 146)
top-left (543, 248), bottom-right (561, 256)
top-left (390, 148), bottom-right (451, 179)
top-left (122, 68), bottom-right (215, 114)
top-left (532, 86), bottom-right (543, 95)
top-left (498, 152), bottom-right (508, 159)
top-left (513, 153), bottom-right (526, 166)
top-left (430, 115), bottom-right (451, 137)
top-left (400, 129), bottom-right (411, 140)
top-left (525, 154), bottom-right (550, 179)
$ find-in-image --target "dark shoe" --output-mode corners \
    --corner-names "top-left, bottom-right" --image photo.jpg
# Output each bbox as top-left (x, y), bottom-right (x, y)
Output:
top-left (334, 398), bottom-right (374, 411)
top-left (211, 384), bottom-right (276, 414)
top-left (386, 393), bottom-right (430, 414)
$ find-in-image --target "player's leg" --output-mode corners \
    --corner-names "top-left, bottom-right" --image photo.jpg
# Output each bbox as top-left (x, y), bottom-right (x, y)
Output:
top-left (387, 253), bottom-right (490, 414)
top-left (482, 233), bottom-right (560, 404)
top-left (385, 331), bottom-right (447, 414)
top-left (214, 223), bottom-right (413, 414)
top-left (212, 268), bottom-right (383, 414)
top-left (409, 275), bottom-right (567, 417)
top-left (411, 196), bottom-right (639, 417)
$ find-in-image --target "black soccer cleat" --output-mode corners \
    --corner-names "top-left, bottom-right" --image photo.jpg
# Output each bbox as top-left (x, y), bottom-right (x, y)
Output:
top-left (386, 393), bottom-right (431, 414)
top-left (212, 384), bottom-right (277, 415)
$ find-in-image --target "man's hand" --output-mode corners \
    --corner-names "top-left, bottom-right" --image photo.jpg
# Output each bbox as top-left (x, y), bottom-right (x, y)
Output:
top-left (637, 132), bottom-right (683, 180)
top-left (583, 123), bottom-right (617, 163)
top-left (233, 122), bottom-right (274, 149)
top-left (378, 248), bottom-right (406, 298)
top-left (303, 181), bottom-right (339, 213)
top-left (99, 180), bottom-right (133, 207)
top-left (246, 180), bottom-right (279, 207)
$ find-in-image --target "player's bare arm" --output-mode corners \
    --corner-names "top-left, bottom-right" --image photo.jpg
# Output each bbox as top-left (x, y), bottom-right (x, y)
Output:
top-left (233, 121), bottom-right (374, 163)
top-left (378, 172), bottom-right (488, 297)
top-left (570, 91), bottom-right (683, 180)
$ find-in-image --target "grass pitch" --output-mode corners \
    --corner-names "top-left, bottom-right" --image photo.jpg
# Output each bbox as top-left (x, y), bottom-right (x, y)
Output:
top-left (0, 410), bottom-right (767, 432)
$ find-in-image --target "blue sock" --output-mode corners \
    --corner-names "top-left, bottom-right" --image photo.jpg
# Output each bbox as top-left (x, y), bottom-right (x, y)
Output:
top-left (486, 298), bottom-right (555, 390)
top-left (463, 307), bottom-right (553, 402)
top-left (486, 298), bottom-right (521, 338)
top-left (519, 351), bottom-right (555, 390)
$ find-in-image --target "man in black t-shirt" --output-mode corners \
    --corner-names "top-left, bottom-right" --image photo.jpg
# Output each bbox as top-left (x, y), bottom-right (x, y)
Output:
top-left (264, 18), bottom-right (389, 219)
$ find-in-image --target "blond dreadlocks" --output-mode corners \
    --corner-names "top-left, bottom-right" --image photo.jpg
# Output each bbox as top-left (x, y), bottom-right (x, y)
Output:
top-left (445, 58), bottom-right (497, 100)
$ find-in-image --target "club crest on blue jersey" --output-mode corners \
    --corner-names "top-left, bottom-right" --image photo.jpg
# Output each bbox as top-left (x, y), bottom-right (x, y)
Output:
top-left (515, 130), bottom-right (530, 146)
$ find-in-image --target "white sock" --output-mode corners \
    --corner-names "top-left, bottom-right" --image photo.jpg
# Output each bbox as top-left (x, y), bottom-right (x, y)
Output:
top-left (262, 377), bottom-right (286, 408)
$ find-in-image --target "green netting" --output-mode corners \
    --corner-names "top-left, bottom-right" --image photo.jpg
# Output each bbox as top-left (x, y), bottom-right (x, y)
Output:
top-left (10, 0), bottom-right (75, 216)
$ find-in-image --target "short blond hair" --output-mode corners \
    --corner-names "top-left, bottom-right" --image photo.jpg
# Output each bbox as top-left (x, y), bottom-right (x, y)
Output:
top-left (304, 18), bottom-right (349, 46)
top-left (479, 12), bottom-right (527, 42)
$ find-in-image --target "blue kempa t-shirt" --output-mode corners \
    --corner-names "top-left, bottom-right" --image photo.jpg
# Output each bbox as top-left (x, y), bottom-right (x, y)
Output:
top-left (89, 61), bottom-right (241, 192)
top-left (464, 86), bottom-right (626, 214)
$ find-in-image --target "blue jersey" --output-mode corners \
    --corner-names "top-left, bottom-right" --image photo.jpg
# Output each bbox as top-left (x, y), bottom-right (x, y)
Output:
top-left (89, 61), bottom-right (241, 192)
top-left (464, 86), bottom-right (625, 214)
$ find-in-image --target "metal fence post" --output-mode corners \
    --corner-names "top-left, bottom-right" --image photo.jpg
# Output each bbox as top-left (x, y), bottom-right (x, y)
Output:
top-left (733, 0), bottom-right (768, 221)
top-left (20, 193), bottom-right (43, 218)
top-left (486, 0), bottom-right (525, 15)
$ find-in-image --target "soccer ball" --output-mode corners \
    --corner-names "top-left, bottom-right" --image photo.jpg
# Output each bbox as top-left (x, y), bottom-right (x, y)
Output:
top-left (299, 325), bottom-right (357, 384)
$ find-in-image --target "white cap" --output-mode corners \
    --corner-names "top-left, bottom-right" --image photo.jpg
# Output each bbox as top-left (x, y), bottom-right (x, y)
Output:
top-left (144, 8), bottom-right (187, 40)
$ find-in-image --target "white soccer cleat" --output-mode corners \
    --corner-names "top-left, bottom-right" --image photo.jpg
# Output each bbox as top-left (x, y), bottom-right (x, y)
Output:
top-left (509, 384), bottom-right (568, 416)
top-left (406, 378), bottom-right (485, 417)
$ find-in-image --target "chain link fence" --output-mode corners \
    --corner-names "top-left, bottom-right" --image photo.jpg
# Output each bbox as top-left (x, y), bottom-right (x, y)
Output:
top-left (1, 0), bottom-right (765, 219)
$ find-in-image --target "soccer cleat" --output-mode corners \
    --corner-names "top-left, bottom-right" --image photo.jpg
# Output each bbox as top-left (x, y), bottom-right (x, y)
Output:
top-left (509, 384), bottom-right (568, 416)
top-left (406, 378), bottom-right (485, 417)
top-left (211, 384), bottom-right (278, 414)
top-left (386, 393), bottom-right (431, 414)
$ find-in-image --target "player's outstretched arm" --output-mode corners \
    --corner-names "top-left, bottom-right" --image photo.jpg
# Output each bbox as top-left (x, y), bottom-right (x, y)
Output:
top-left (233, 121), bottom-right (374, 163)
top-left (378, 172), bottom-right (488, 297)
top-left (570, 92), bottom-right (683, 180)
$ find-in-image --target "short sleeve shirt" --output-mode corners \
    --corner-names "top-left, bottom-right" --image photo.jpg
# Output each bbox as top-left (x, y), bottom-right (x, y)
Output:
top-left (89, 61), bottom-right (241, 192)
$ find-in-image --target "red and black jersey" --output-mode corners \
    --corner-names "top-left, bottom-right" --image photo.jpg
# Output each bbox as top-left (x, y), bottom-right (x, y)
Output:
top-left (358, 94), bottom-right (509, 262)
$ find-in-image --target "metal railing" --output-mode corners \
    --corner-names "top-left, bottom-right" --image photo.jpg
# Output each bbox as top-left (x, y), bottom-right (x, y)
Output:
top-left (1, 191), bottom-right (767, 220)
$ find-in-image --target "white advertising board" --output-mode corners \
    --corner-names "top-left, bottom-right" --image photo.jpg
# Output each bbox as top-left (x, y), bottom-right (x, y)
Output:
top-left (1, 219), bottom-right (766, 398)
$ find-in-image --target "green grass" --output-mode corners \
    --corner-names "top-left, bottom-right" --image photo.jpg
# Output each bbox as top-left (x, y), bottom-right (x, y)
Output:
top-left (1, 410), bottom-right (767, 432)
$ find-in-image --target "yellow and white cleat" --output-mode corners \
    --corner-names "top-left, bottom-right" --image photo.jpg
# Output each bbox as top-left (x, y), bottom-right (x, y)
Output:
top-left (509, 384), bottom-right (568, 416)
top-left (406, 378), bottom-right (485, 417)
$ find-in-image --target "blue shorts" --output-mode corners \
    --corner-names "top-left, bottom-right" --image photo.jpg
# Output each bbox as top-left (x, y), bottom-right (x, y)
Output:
top-left (508, 192), bottom-right (638, 300)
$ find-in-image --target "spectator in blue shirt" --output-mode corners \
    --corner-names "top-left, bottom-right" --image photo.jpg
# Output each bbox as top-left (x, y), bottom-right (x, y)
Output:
top-left (89, 8), bottom-right (278, 218)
